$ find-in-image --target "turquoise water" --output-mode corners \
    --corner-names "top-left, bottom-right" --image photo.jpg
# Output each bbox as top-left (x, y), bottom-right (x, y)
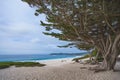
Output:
top-left (0, 53), bottom-right (86, 62)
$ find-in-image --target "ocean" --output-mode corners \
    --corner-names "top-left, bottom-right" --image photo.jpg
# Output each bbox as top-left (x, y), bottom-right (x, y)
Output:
top-left (0, 53), bottom-right (86, 62)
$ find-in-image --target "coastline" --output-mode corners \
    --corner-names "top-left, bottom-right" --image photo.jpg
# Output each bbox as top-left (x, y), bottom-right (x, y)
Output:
top-left (20, 55), bottom-right (82, 67)
top-left (0, 54), bottom-right (83, 62)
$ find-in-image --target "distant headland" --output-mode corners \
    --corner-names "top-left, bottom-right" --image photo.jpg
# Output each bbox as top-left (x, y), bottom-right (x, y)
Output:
top-left (49, 52), bottom-right (88, 56)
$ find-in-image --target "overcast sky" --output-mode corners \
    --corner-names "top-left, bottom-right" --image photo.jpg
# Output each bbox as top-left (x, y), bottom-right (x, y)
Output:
top-left (0, 0), bottom-right (84, 55)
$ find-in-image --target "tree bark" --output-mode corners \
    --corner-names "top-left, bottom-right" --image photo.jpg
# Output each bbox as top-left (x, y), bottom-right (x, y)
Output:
top-left (101, 34), bottom-right (120, 70)
top-left (103, 50), bottom-right (119, 70)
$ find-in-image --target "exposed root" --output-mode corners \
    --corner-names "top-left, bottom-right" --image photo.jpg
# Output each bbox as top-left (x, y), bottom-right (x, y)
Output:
top-left (80, 67), bottom-right (87, 69)
top-left (88, 66), bottom-right (106, 73)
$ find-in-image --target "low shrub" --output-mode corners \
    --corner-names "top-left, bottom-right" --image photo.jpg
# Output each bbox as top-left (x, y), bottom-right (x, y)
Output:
top-left (0, 62), bottom-right (45, 69)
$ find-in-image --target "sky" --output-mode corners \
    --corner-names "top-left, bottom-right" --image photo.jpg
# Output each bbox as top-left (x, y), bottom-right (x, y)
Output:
top-left (0, 0), bottom-right (84, 55)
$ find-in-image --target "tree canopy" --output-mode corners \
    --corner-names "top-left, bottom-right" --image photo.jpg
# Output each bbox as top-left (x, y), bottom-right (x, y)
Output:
top-left (22, 0), bottom-right (120, 70)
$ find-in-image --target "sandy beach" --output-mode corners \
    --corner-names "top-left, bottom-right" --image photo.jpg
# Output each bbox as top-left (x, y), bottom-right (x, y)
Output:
top-left (37, 58), bottom-right (74, 67)
top-left (0, 58), bottom-right (120, 80)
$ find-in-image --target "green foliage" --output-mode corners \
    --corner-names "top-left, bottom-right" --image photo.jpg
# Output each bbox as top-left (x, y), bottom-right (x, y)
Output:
top-left (0, 62), bottom-right (45, 69)
top-left (91, 49), bottom-right (97, 57)
top-left (72, 54), bottom-right (89, 62)
top-left (0, 63), bottom-right (11, 69)
top-left (73, 49), bottom-right (103, 62)
top-left (73, 54), bottom-right (90, 61)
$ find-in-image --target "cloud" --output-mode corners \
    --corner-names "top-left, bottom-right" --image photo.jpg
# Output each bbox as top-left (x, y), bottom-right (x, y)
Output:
top-left (30, 38), bottom-right (41, 43)
top-left (0, 0), bottom-right (81, 54)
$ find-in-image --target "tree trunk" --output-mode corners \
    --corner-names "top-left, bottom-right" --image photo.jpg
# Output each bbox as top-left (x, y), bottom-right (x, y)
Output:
top-left (102, 50), bottom-right (119, 70)
top-left (101, 34), bottom-right (120, 70)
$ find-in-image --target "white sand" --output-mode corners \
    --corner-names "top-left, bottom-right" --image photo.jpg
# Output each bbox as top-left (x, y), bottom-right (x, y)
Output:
top-left (0, 58), bottom-right (120, 80)
top-left (36, 58), bottom-right (73, 67)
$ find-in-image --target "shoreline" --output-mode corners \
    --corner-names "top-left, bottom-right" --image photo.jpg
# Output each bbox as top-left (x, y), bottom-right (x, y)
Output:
top-left (0, 54), bottom-right (85, 62)
top-left (0, 53), bottom-right (85, 62)
top-left (20, 56), bottom-right (82, 67)
top-left (35, 57), bottom-right (76, 67)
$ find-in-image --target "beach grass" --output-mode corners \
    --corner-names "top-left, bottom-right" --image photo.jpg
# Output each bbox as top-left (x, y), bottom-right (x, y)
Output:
top-left (0, 62), bottom-right (45, 69)
top-left (72, 54), bottom-right (90, 62)
top-left (72, 49), bottom-right (103, 62)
